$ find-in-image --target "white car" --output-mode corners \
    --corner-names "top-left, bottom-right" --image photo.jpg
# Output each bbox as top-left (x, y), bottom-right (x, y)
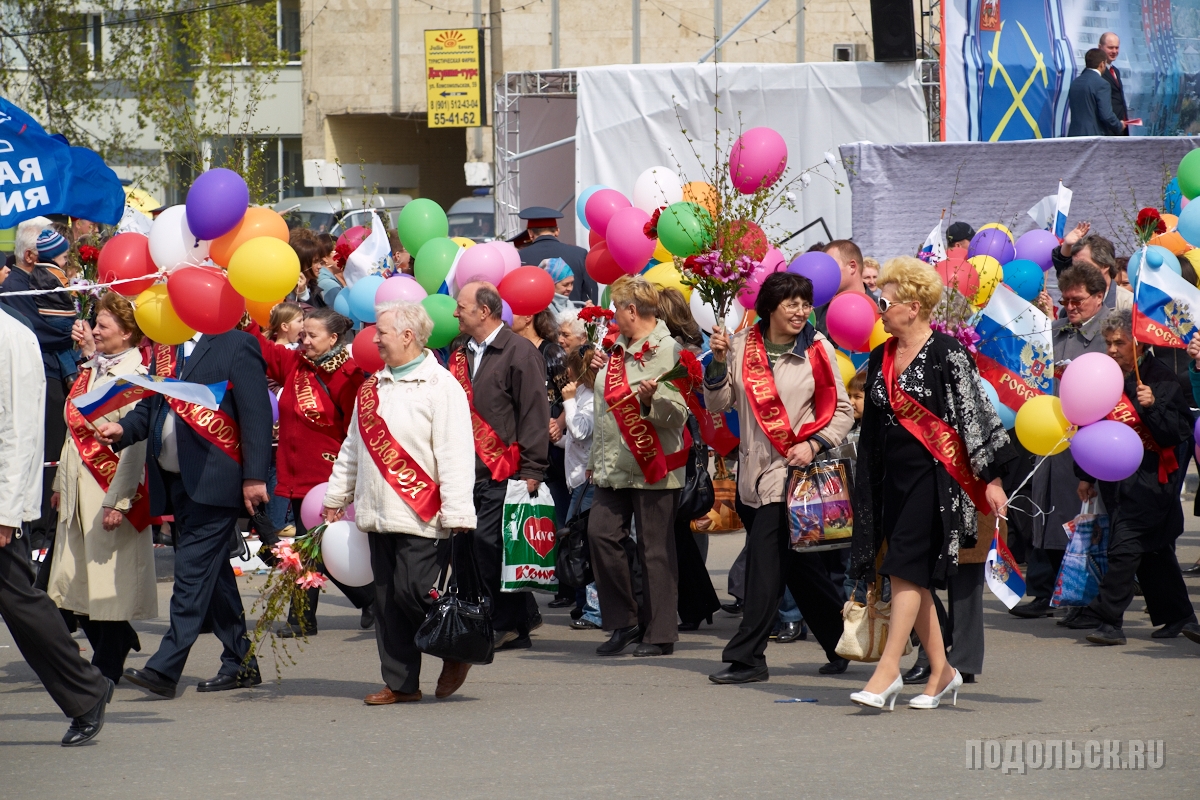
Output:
top-left (273, 194), bottom-right (413, 236)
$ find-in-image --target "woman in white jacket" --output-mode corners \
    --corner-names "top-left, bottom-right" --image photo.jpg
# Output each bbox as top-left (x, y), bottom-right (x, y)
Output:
top-left (324, 301), bottom-right (477, 705)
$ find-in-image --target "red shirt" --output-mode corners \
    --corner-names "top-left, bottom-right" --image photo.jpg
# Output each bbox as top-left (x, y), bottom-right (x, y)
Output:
top-left (253, 328), bottom-right (367, 498)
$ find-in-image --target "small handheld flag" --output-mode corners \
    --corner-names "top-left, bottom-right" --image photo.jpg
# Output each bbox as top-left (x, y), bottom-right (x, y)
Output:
top-left (918, 219), bottom-right (947, 264)
top-left (985, 524), bottom-right (1026, 609)
top-left (1053, 182), bottom-right (1073, 238)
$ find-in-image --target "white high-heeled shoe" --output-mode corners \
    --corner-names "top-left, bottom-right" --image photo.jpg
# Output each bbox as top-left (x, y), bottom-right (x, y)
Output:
top-left (908, 669), bottom-right (963, 709)
top-left (850, 675), bottom-right (904, 711)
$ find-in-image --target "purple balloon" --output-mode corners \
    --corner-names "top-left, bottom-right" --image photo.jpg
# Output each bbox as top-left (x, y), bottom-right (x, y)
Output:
top-left (1015, 229), bottom-right (1059, 272)
top-left (968, 228), bottom-right (1016, 265)
top-left (1071, 420), bottom-right (1143, 482)
top-left (501, 299), bottom-right (513, 326)
top-left (788, 251), bottom-right (841, 307)
top-left (185, 168), bottom-right (249, 240)
top-left (268, 391), bottom-right (279, 425)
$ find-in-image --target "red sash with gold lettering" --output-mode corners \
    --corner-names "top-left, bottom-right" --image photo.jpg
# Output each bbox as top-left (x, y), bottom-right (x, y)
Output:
top-left (450, 348), bottom-right (522, 482)
top-left (293, 368), bottom-right (336, 428)
top-left (604, 346), bottom-right (690, 485)
top-left (357, 376), bottom-right (442, 521)
top-left (974, 352), bottom-right (1044, 410)
top-left (166, 396), bottom-right (242, 464)
top-left (66, 370), bottom-right (152, 531)
top-left (741, 325), bottom-right (838, 458)
top-left (679, 389), bottom-right (740, 457)
top-left (1106, 393), bottom-right (1178, 483)
top-left (883, 340), bottom-right (991, 510)
top-left (152, 343), bottom-right (177, 378)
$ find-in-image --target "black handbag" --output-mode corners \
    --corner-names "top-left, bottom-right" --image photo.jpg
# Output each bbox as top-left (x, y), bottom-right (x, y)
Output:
top-left (677, 415), bottom-right (715, 522)
top-left (554, 508), bottom-right (592, 588)
top-left (414, 534), bottom-right (495, 666)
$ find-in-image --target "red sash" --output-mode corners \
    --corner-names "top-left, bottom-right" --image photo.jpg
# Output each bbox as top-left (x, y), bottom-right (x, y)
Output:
top-left (882, 340), bottom-right (992, 511)
top-left (974, 352), bottom-right (1044, 410)
top-left (604, 345), bottom-right (690, 484)
top-left (356, 377), bottom-right (443, 521)
top-left (152, 343), bottom-right (177, 378)
top-left (450, 348), bottom-right (522, 482)
top-left (293, 368), bottom-right (336, 428)
top-left (66, 369), bottom-right (152, 531)
top-left (1107, 393), bottom-right (1178, 483)
top-left (678, 388), bottom-right (740, 457)
top-left (166, 396), bottom-right (242, 464)
top-left (741, 325), bottom-right (838, 458)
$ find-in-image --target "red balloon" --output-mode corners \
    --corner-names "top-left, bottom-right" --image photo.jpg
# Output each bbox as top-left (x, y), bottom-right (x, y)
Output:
top-left (499, 266), bottom-right (555, 315)
top-left (588, 229), bottom-right (604, 248)
top-left (717, 219), bottom-right (769, 261)
top-left (352, 326), bottom-right (384, 374)
top-left (166, 266), bottom-right (246, 335)
top-left (335, 226), bottom-right (370, 265)
top-left (585, 241), bottom-right (625, 285)
top-left (98, 233), bottom-right (156, 297)
top-left (935, 255), bottom-right (979, 298)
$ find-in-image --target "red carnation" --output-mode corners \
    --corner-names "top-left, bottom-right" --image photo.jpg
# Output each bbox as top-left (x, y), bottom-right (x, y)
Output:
top-left (1135, 207), bottom-right (1167, 244)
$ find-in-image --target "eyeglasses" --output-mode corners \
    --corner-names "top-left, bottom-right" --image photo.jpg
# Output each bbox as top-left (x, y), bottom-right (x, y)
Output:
top-left (778, 300), bottom-right (812, 315)
top-left (1060, 294), bottom-right (1099, 308)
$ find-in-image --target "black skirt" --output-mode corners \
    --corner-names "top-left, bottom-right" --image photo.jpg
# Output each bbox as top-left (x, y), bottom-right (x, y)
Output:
top-left (879, 421), bottom-right (943, 589)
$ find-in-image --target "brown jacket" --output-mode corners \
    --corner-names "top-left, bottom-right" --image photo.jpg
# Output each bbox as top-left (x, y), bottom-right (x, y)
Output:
top-left (456, 325), bottom-right (551, 482)
top-left (703, 322), bottom-right (854, 508)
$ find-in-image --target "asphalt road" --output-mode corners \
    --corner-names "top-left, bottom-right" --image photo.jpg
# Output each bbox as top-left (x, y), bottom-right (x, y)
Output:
top-left (2, 527), bottom-right (1197, 799)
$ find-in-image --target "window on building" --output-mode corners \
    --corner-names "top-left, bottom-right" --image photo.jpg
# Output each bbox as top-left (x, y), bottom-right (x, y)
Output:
top-left (279, 0), bottom-right (301, 62)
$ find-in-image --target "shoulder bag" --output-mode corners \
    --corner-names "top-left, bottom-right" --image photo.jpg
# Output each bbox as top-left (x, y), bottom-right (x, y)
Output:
top-left (414, 534), bottom-right (495, 665)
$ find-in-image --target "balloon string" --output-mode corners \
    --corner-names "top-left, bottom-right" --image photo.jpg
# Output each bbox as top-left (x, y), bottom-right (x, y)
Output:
top-left (993, 435), bottom-right (1065, 522)
top-left (0, 271), bottom-right (168, 297)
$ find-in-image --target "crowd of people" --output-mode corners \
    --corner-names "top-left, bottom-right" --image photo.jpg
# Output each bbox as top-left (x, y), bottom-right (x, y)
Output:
top-left (1, 204), bottom-right (1198, 748)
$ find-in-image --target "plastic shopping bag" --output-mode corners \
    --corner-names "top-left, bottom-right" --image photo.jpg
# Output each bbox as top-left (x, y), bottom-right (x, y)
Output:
top-left (786, 458), bottom-right (855, 551)
top-left (1051, 499), bottom-right (1110, 608)
top-left (500, 479), bottom-right (559, 593)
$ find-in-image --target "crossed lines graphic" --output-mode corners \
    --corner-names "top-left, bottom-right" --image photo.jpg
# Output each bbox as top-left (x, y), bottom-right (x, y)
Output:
top-left (986, 20), bottom-right (1049, 141)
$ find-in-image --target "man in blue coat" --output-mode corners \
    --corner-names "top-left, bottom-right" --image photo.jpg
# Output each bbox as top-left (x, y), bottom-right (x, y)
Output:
top-left (1067, 49), bottom-right (1125, 137)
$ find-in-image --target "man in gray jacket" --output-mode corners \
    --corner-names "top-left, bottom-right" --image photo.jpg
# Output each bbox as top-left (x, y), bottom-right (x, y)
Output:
top-left (1067, 49), bottom-right (1126, 137)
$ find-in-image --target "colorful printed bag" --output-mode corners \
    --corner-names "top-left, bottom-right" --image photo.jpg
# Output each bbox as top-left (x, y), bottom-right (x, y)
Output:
top-left (786, 457), bottom-right (855, 551)
top-left (1052, 500), bottom-right (1110, 608)
top-left (500, 479), bottom-right (559, 593)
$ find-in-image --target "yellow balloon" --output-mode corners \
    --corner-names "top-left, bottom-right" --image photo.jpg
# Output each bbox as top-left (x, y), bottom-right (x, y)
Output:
top-left (978, 222), bottom-right (1014, 244)
top-left (868, 317), bottom-right (891, 350)
top-left (643, 261), bottom-right (692, 301)
top-left (228, 236), bottom-right (301, 302)
top-left (835, 350), bottom-right (856, 387)
top-left (134, 284), bottom-right (195, 345)
top-left (652, 238), bottom-right (673, 264)
top-left (1014, 395), bottom-right (1073, 456)
top-left (969, 254), bottom-right (1003, 306)
top-left (451, 236), bottom-right (476, 249)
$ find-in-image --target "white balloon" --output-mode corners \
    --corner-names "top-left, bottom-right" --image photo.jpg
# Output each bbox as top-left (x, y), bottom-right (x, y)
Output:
top-left (632, 166), bottom-right (684, 214)
top-left (149, 205), bottom-right (210, 272)
top-left (320, 520), bottom-right (373, 587)
top-left (690, 292), bottom-right (745, 336)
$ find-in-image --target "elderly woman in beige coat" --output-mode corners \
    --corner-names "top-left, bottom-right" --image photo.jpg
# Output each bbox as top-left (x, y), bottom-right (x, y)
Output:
top-left (704, 272), bottom-right (855, 686)
top-left (49, 293), bottom-right (156, 684)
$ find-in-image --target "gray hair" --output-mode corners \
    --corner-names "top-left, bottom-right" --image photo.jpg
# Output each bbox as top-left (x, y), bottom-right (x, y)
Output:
top-left (557, 309), bottom-right (585, 338)
top-left (1100, 308), bottom-right (1133, 340)
top-left (375, 300), bottom-right (434, 349)
top-left (14, 216), bottom-right (51, 262)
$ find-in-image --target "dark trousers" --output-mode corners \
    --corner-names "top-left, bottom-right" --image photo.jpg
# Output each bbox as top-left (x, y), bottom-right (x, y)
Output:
top-left (675, 517), bottom-right (720, 625)
top-left (78, 618), bottom-right (140, 684)
top-left (287, 497), bottom-right (374, 628)
top-left (0, 528), bottom-right (109, 719)
top-left (468, 476), bottom-right (537, 635)
top-left (146, 475), bottom-right (257, 683)
top-left (722, 503), bottom-right (845, 668)
top-left (1090, 544), bottom-right (1194, 628)
top-left (588, 485), bottom-right (681, 644)
top-left (368, 532), bottom-right (442, 694)
top-left (914, 562), bottom-right (986, 675)
top-left (1025, 546), bottom-right (1065, 601)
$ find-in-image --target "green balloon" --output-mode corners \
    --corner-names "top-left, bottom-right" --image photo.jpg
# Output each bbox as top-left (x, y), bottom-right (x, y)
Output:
top-left (600, 284), bottom-right (612, 310)
top-left (414, 237), bottom-right (460, 294)
top-left (421, 293), bottom-right (459, 349)
top-left (397, 198), bottom-right (449, 255)
top-left (1179, 150), bottom-right (1200, 201)
top-left (658, 201), bottom-right (713, 257)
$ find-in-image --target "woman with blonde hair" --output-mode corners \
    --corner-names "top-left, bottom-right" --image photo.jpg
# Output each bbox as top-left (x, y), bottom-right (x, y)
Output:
top-left (849, 257), bottom-right (1015, 710)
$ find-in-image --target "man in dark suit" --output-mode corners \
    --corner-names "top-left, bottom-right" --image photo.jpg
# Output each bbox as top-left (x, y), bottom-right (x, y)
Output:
top-left (515, 206), bottom-right (597, 304)
top-left (1100, 33), bottom-right (1129, 136)
top-left (1067, 48), bottom-right (1126, 137)
top-left (96, 328), bottom-right (273, 698)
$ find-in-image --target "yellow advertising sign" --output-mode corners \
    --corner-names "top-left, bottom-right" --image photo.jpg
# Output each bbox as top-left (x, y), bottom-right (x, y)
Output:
top-left (424, 28), bottom-right (485, 128)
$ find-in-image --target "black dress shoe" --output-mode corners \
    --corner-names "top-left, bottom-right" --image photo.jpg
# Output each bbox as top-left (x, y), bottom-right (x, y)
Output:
top-left (359, 605), bottom-right (375, 630)
top-left (678, 620), bottom-right (701, 632)
top-left (1086, 623), bottom-right (1127, 646)
top-left (596, 625), bottom-right (642, 656)
top-left (775, 621), bottom-right (806, 643)
top-left (569, 608), bottom-right (584, 620)
top-left (902, 663), bottom-right (931, 685)
top-left (529, 612), bottom-right (544, 632)
top-left (1009, 597), bottom-right (1054, 618)
top-left (547, 597), bottom-right (574, 609)
top-left (1183, 561), bottom-right (1200, 576)
top-left (1182, 622), bottom-right (1200, 645)
top-left (1152, 614), bottom-right (1198, 639)
top-left (720, 600), bottom-right (744, 615)
top-left (62, 680), bottom-right (114, 747)
top-left (123, 667), bottom-right (177, 699)
top-left (278, 622), bottom-right (316, 639)
top-left (197, 671), bottom-right (262, 692)
top-left (1063, 609), bottom-right (1105, 630)
top-left (632, 642), bottom-right (674, 657)
top-left (1056, 606), bottom-right (1083, 627)
top-left (570, 618), bottom-right (600, 630)
top-left (819, 657), bottom-right (850, 675)
top-left (709, 663), bottom-right (768, 684)
top-left (497, 634), bottom-right (532, 650)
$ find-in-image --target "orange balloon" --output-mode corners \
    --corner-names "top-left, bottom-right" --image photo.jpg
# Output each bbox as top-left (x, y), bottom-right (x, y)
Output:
top-left (682, 181), bottom-right (719, 218)
top-left (246, 297), bottom-right (285, 328)
top-left (1150, 231), bottom-right (1191, 256)
top-left (209, 207), bottom-right (290, 267)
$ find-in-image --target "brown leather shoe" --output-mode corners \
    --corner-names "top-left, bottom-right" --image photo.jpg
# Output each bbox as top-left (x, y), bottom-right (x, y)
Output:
top-left (364, 687), bottom-right (422, 705)
top-left (435, 659), bottom-right (471, 699)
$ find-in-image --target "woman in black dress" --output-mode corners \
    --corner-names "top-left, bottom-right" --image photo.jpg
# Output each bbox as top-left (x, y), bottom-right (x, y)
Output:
top-left (849, 257), bottom-right (1014, 711)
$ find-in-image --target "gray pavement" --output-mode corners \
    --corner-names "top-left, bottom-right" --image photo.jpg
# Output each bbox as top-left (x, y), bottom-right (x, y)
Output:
top-left (2, 527), bottom-right (1198, 799)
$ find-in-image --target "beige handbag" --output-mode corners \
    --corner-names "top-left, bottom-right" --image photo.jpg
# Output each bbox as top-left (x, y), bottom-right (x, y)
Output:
top-left (835, 544), bottom-right (913, 662)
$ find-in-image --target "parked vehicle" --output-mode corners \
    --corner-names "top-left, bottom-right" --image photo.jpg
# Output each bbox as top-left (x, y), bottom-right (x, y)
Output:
top-left (273, 194), bottom-right (413, 236)
top-left (447, 192), bottom-right (495, 242)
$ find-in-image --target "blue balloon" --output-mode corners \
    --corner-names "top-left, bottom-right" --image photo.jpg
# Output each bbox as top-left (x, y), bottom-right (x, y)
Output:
top-left (1177, 197), bottom-right (1200, 249)
top-left (333, 288), bottom-right (353, 319)
top-left (576, 184), bottom-right (606, 229)
top-left (980, 379), bottom-right (1016, 429)
top-left (1127, 245), bottom-right (1181, 288)
top-left (348, 275), bottom-right (385, 323)
top-left (1001, 259), bottom-right (1044, 302)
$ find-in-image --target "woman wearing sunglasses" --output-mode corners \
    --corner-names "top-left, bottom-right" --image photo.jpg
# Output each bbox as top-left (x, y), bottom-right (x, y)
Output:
top-left (849, 257), bottom-right (1016, 711)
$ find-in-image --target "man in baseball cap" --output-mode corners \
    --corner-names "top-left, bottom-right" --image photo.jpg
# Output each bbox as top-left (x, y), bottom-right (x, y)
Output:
top-left (947, 221), bottom-right (975, 255)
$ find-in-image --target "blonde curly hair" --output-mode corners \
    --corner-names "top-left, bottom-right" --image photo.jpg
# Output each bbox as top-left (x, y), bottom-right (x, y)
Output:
top-left (878, 257), bottom-right (943, 320)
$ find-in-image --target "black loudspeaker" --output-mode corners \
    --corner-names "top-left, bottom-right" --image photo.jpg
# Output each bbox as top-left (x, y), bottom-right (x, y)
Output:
top-left (869, 0), bottom-right (917, 62)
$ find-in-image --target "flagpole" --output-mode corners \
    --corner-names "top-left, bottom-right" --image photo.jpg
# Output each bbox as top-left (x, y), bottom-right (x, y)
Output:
top-left (1132, 243), bottom-right (1146, 386)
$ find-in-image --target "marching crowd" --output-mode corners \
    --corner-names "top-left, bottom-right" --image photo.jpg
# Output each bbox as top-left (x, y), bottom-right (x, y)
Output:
top-left (1, 209), bottom-right (1198, 748)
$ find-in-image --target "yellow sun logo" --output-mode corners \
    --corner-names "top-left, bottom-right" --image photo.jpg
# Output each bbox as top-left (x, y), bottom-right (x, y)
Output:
top-left (436, 30), bottom-right (465, 48)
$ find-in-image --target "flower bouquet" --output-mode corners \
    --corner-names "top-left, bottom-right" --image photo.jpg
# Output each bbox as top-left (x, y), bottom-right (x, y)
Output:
top-left (244, 525), bottom-right (329, 678)
top-left (680, 251), bottom-right (759, 330)
top-left (71, 243), bottom-right (103, 319)
top-left (578, 305), bottom-right (615, 345)
top-left (1134, 207), bottom-right (1166, 245)
top-left (657, 349), bottom-right (704, 394)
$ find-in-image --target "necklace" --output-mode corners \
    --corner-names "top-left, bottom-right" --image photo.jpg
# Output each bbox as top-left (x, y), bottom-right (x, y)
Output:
top-left (897, 329), bottom-right (932, 356)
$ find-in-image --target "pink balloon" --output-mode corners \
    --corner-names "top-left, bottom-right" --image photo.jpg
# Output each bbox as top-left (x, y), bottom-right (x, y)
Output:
top-left (738, 270), bottom-right (766, 308)
top-left (456, 242), bottom-right (506, 287)
top-left (762, 247), bottom-right (786, 273)
top-left (300, 482), bottom-right (329, 531)
top-left (1059, 352), bottom-right (1123, 426)
top-left (494, 240), bottom-right (522, 274)
top-left (606, 207), bottom-right (655, 273)
top-left (375, 274), bottom-right (427, 304)
top-left (825, 292), bottom-right (878, 352)
top-left (584, 189), bottom-right (632, 238)
top-left (729, 127), bottom-right (788, 194)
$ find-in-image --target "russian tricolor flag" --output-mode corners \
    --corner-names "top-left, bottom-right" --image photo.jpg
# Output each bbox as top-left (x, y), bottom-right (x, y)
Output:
top-left (985, 528), bottom-right (1026, 609)
top-left (973, 284), bottom-right (1053, 409)
top-left (1053, 182), bottom-right (1072, 238)
top-left (1133, 261), bottom-right (1200, 349)
top-left (73, 375), bottom-right (227, 421)
top-left (918, 219), bottom-right (947, 264)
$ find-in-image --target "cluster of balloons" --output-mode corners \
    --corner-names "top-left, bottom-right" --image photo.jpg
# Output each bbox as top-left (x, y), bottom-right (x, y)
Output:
top-left (1013, 352), bottom-right (1141, 482)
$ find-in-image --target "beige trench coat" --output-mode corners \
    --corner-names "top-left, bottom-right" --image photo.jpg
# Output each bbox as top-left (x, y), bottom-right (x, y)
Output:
top-left (48, 349), bottom-right (157, 621)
